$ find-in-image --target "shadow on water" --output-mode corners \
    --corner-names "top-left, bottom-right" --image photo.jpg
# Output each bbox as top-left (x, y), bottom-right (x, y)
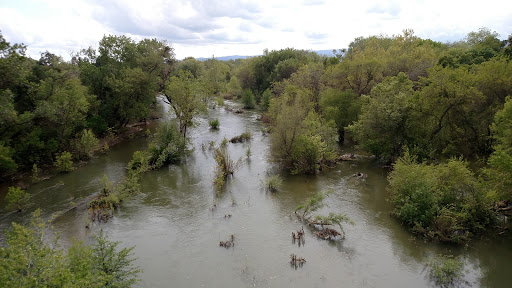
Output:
top-left (1, 99), bottom-right (512, 287)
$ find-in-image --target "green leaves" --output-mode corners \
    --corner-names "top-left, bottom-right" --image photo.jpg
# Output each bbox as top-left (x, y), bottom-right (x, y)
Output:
top-left (388, 154), bottom-right (493, 242)
top-left (5, 186), bottom-right (31, 212)
top-left (165, 70), bottom-right (206, 138)
top-left (0, 211), bottom-right (141, 287)
top-left (54, 151), bottom-right (74, 172)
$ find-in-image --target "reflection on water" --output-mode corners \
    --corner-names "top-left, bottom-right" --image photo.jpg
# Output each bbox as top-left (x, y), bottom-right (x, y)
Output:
top-left (2, 100), bottom-right (512, 287)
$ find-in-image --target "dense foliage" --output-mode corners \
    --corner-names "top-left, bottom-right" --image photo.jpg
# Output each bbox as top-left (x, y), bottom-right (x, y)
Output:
top-left (388, 153), bottom-right (493, 242)
top-left (0, 210), bottom-right (141, 287)
top-left (0, 32), bottom-right (175, 179)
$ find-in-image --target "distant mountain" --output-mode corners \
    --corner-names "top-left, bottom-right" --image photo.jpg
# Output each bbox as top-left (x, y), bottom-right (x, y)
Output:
top-left (193, 50), bottom-right (339, 61)
top-left (195, 55), bottom-right (252, 61)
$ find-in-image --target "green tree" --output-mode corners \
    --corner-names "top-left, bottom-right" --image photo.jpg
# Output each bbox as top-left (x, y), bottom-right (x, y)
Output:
top-left (147, 120), bottom-right (188, 168)
top-left (75, 129), bottom-right (100, 160)
top-left (107, 67), bottom-right (157, 127)
top-left (348, 73), bottom-right (415, 161)
top-left (241, 89), bottom-right (256, 109)
top-left (0, 210), bottom-right (141, 287)
top-left (5, 186), bottom-right (31, 212)
top-left (483, 96), bottom-right (512, 202)
top-left (320, 88), bottom-right (361, 143)
top-left (55, 151), bottom-right (74, 172)
top-left (0, 144), bottom-right (17, 176)
top-left (227, 75), bottom-right (242, 97)
top-left (92, 230), bottom-right (141, 287)
top-left (164, 70), bottom-right (206, 138)
top-left (389, 152), bottom-right (493, 242)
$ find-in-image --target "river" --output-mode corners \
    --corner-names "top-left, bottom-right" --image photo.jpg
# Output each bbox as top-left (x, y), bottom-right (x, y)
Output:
top-left (1, 99), bottom-right (511, 287)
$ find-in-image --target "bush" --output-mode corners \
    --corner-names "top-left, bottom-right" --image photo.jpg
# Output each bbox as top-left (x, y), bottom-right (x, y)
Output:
top-left (0, 210), bottom-right (141, 287)
top-left (5, 186), bottom-right (31, 212)
top-left (261, 175), bottom-right (283, 192)
top-left (0, 144), bottom-right (17, 176)
top-left (209, 118), bottom-right (220, 130)
top-left (428, 255), bottom-right (466, 288)
top-left (241, 89), bottom-right (256, 109)
top-left (230, 130), bottom-right (252, 143)
top-left (55, 151), bottom-right (74, 172)
top-left (75, 129), bottom-right (99, 160)
top-left (260, 88), bottom-right (272, 110)
top-left (213, 139), bottom-right (241, 192)
top-left (388, 152), bottom-right (494, 242)
top-left (148, 121), bottom-right (188, 168)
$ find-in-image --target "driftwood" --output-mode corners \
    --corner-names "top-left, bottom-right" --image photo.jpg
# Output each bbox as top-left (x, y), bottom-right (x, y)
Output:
top-left (314, 228), bottom-right (341, 240)
top-left (338, 153), bottom-right (356, 161)
top-left (290, 254), bottom-right (306, 268)
top-left (220, 234), bottom-right (235, 248)
top-left (292, 227), bottom-right (305, 246)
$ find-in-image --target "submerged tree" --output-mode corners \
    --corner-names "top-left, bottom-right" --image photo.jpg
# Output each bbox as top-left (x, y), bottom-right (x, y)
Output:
top-left (213, 139), bottom-right (242, 192)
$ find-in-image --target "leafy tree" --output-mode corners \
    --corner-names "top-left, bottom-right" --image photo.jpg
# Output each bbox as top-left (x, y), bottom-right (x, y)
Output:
top-left (260, 88), bottom-right (273, 110)
top-left (348, 73), bottom-right (415, 161)
top-left (416, 66), bottom-right (487, 157)
top-left (227, 75), bottom-right (242, 97)
top-left (0, 144), bottom-right (17, 176)
top-left (295, 190), bottom-right (331, 220)
top-left (55, 151), bottom-right (74, 172)
top-left (203, 58), bottom-right (229, 94)
top-left (268, 85), bottom-right (337, 174)
top-left (482, 96), bottom-right (512, 202)
top-left (75, 129), bottom-right (100, 160)
top-left (175, 57), bottom-right (204, 78)
top-left (320, 88), bottom-right (361, 143)
top-left (92, 230), bottom-right (141, 287)
top-left (313, 212), bottom-right (353, 238)
top-left (164, 70), bottom-right (206, 138)
top-left (5, 186), bottom-right (31, 212)
top-left (106, 67), bottom-right (157, 127)
top-left (241, 89), bottom-right (256, 109)
top-left (0, 210), bottom-right (141, 287)
top-left (147, 120), bottom-right (188, 168)
top-left (389, 152), bottom-right (493, 242)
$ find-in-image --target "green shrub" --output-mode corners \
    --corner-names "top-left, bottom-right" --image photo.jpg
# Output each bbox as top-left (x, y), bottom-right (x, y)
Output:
top-left (55, 151), bottom-right (74, 172)
top-left (213, 139), bottom-right (241, 193)
top-left (261, 175), bottom-right (283, 192)
top-left (230, 130), bottom-right (252, 143)
top-left (148, 121), bottom-right (188, 168)
top-left (0, 210), bottom-right (141, 287)
top-left (241, 89), bottom-right (256, 109)
top-left (0, 144), bottom-right (17, 176)
top-left (31, 163), bottom-right (40, 183)
top-left (428, 255), bottom-right (466, 288)
top-left (209, 118), bottom-right (220, 130)
top-left (5, 186), bottom-right (31, 212)
top-left (260, 88), bottom-right (272, 110)
top-left (75, 129), bottom-right (99, 160)
top-left (388, 152), bottom-right (494, 242)
top-left (295, 190), bottom-right (331, 220)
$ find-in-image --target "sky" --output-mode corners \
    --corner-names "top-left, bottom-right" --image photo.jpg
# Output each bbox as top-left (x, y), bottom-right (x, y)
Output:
top-left (0, 0), bottom-right (511, 60)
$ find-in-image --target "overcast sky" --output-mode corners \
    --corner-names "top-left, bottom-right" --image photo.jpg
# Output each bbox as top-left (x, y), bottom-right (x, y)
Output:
top-left (1, 0), bottom-right (511, 60)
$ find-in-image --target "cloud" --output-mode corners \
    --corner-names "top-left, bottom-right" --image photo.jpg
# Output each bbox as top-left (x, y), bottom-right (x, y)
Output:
top-left (1, 0), bottom-right (512, 60)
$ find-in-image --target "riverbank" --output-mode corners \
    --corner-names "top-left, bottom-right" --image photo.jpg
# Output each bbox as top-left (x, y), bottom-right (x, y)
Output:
top-left (1, 120), bottom-right (156, 192)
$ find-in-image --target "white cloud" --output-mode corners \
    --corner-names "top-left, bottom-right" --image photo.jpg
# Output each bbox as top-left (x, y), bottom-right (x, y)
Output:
top-left (1, 0), bottom-right (510, 60)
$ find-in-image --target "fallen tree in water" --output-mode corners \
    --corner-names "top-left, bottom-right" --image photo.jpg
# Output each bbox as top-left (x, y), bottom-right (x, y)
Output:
top-left (294, 190), bottom-right (354, 240)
